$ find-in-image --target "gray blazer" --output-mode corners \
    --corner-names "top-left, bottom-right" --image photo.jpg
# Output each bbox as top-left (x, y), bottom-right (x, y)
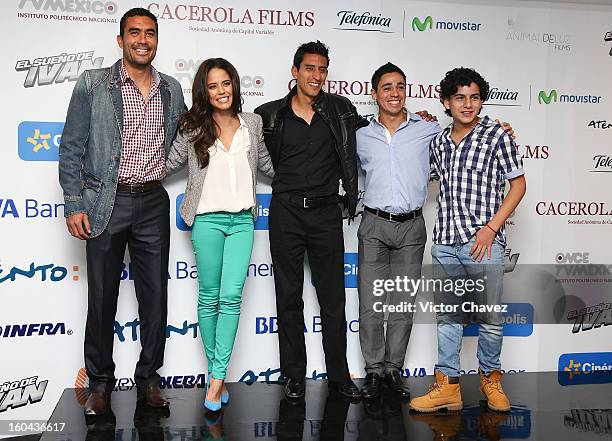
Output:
top-left (166, 112), bottom-right (274, 226)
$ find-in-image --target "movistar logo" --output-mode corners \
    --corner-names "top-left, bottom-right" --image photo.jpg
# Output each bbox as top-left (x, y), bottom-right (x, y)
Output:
top-left (410, 15), bottom-right (481, 33)
top-left (412, 16), bottom-right (432, 32)
top-left (538, 89), bottom-right (558, 104)
top-left (537, 89), bottom-right (601, 105)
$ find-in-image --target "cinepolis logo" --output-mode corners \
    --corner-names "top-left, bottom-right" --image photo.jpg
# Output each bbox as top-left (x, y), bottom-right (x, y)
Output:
top-left (15, 51), bottom-right (104, 88)
top-left (411, 15), bottom-right (482, 32)
top-left (344, 252), bottom-right (358, 288)
top-left (334, 10), bottom-right (392, 33)
top-left (537, 89), bottom-right (602, 105)
top-left (464, 303), bottom-right (533, 337)
top-left (18, 121), bottom-right (63, 161)
top-left (558, 352), bottom-right (612, 385)
top-left (175, 193), bottom-right (270, 231)
top-left (254, 193), bottom-right (271, 230)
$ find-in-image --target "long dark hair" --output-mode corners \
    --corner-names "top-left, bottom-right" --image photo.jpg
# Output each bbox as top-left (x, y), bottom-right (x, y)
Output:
top-left (178, 58), bottom-right (242, 168)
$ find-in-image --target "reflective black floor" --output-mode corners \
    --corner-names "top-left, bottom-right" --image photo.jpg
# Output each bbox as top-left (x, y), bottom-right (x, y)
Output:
top-left (38, 371), bottom-right (612, 440)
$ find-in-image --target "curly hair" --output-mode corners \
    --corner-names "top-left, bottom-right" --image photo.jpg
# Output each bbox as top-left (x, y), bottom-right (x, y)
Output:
top-left (439, 67), bottom-right (489, 116)
top-left (178, 58), bottom-right (242, 168)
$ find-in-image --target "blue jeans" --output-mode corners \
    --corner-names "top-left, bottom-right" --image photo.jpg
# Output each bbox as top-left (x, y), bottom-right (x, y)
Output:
top-left (432, 236), bottom-right (505, 377)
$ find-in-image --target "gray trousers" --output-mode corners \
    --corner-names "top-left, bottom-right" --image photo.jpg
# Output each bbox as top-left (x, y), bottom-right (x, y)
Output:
top-left (358, 210), bottom-right (426, 375)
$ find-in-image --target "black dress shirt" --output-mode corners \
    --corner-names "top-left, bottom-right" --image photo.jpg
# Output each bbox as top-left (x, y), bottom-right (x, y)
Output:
top-left (272, 107), bottom-right (340, 197)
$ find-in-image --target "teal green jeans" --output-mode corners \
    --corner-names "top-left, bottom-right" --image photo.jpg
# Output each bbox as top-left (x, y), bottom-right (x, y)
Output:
top-left (191, 210), bottom-right (254, 380)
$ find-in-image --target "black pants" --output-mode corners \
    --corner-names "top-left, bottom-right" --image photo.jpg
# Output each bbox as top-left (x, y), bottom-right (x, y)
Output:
top-left (84, 187), bottom-right (170, 390)
top-left (268, 194), bottom-right (350, 382)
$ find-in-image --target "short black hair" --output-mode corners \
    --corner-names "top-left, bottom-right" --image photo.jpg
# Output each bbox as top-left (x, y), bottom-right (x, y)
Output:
top-left (439, 67), bottom-right (489, 116)
top-left (293, 41), bottom-right (329, 70)
top-left (120, 7), bottom-right (158, 38)
top-left (371, 62), bottom-right (406, 90)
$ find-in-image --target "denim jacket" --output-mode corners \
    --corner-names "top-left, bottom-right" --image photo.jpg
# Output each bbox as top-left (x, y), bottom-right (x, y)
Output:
top-left (58, 59), bottom-right (185, 238)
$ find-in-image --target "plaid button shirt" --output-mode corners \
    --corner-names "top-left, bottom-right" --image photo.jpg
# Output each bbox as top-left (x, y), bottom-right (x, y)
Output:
top-left (118, 61), bottom-right (165, 184)
top-left (429, 116), bottom-right (524, 246)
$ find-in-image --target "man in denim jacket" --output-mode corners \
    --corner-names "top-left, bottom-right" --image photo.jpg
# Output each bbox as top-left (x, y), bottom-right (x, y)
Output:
top-left (58, 7), bottom-right (184, 416)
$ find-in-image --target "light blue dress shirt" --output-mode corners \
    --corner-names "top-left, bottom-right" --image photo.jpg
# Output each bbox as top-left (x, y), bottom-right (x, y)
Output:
top-left (357, 112), bottom-right (440, 213)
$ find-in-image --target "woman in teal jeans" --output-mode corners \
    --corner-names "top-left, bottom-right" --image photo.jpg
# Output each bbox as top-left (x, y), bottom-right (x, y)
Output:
top-left (166, 58), bottom-right (274, 411)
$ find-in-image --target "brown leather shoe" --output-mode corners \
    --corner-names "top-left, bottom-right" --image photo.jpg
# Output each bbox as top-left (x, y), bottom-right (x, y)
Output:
top-left (84, 391), bottom-right (109, 416)
top-left (140, 384), bottom-right (169, 408)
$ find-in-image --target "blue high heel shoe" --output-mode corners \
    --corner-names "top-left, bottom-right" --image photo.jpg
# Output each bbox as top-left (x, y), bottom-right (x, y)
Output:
top-left (221, 389), bottom-right (230, 405)
top-left (204, 373), bottom-right (222, 412)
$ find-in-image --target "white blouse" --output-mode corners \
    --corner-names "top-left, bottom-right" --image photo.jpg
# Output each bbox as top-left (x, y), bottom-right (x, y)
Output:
top-left (196, 115), bottom-right (254, 214)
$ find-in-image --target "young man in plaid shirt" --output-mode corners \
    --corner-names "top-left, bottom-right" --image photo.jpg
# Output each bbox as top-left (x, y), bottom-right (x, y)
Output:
top-left (410, 68), bottom-right (526, 413)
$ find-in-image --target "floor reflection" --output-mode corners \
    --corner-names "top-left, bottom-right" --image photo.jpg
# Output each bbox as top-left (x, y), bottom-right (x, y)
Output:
top-left (39, 372), bottom-right (612, 440)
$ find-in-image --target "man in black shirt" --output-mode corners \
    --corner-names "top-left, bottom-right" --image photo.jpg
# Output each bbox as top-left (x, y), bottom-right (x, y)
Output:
top-left (255, 41), bottom-right (366, 399)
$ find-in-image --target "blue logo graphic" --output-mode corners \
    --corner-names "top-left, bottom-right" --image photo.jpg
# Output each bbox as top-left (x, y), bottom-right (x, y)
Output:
top-left (254, 193), bottom-right (271, 230)
top-left (114, 319), bottom-right (199, 342)
top-left (176, 193), bottom-right (271, 231)
top-left (239, 367), bottom-right (327, 384)
top-left (463, 405), bottom-right (531, 438)
top-left (464, 303), bottom-right (534, 337)
top-left (175, 193), bottom-right (190, 231)
top-left (18, 121), bottom-right (63, 161)
top-left (558, 352), bottom-right (612, 386)
top-left (255, 316), bottom-right (359, 335)
top-left (0, 323), bottom-right (68, 338)
top-left (344, 252), bottom-right (358, 288)
top-left (0, 262), bottom-right (77, 284)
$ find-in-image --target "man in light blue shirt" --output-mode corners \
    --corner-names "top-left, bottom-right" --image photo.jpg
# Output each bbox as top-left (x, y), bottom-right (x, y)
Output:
top-left (356, 62), bottom-right (440, 399)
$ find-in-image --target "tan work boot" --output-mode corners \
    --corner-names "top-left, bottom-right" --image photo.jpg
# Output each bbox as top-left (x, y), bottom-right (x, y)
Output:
top-left (479, 406), bottom-right (509, 441)
top-left (409, 370), bottom-right (462, 412)
top-left (411, 412), bottom-right (462, 440)
top-left (479, 369), bottom-right (510, 411)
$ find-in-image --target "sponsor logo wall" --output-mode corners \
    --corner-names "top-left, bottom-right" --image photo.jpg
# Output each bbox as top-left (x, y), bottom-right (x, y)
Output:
top-left (1, 0), bottom-right (612, 428)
